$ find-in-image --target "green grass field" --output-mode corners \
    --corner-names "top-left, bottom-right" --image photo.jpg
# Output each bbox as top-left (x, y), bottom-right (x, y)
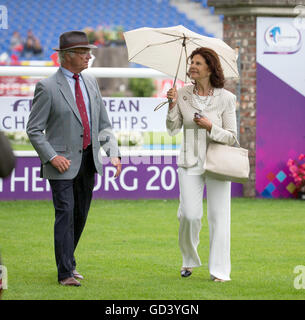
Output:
top-left (0, 198), bottom-right (305, 300)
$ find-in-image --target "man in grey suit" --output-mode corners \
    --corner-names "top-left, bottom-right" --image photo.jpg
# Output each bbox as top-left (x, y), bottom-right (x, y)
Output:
top-left (27, 31), bottom-right (122, 286)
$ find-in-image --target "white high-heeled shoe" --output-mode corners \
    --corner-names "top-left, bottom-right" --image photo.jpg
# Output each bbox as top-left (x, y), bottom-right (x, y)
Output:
top-left (210, 275), bottom-right (228, 282)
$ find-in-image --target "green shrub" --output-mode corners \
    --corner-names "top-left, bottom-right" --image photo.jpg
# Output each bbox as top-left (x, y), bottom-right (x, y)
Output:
top-left (128, 78), bottom-right (155, 97)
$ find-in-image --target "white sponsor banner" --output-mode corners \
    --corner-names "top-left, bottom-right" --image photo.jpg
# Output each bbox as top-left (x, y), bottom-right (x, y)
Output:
top-left (0, 96), bottom-right (168, 132)
top-left (257, 17), bottom-right (305, 98)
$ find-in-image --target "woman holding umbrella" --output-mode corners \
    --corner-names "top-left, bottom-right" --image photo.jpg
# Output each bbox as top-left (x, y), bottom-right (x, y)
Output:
top-left (166, 47), bottom-right (237, 282)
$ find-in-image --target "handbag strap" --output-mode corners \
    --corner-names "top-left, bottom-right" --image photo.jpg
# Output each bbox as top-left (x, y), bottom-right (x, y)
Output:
top-left (206, 133), bottom-right (240, 148)
top-left (232, 135), bottom-right (240, 147)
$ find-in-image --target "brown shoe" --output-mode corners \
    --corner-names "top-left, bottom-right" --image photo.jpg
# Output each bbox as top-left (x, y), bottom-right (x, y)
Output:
top-left (59, 277), bottom-right (81, 286)
top-left (72, 270), bottom-right (84, 280)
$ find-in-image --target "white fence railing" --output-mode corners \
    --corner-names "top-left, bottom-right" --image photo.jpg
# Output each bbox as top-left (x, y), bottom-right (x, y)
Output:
top-left (0, 67), bottom-right (169, 78)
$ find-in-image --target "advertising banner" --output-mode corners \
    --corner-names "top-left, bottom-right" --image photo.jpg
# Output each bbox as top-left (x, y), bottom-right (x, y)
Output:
top-left (0, 76), bottom-right (40, 96)
top-left (256, 17), bottom-right (305, 198)
top-left (0, 96), bottom-right (168, 132)
top-left (0, 154), bottom-right (243, 200)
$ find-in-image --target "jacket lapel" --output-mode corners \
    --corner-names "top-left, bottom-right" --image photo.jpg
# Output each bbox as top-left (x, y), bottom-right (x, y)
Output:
top-left (56, 69), bottom-right (83, 125)
top-left (184, 85), bottom-right (201, 112)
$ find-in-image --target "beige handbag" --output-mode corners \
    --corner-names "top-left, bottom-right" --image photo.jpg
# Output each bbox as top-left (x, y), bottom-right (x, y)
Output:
top-left (203, 136), bottom-right (250, 184)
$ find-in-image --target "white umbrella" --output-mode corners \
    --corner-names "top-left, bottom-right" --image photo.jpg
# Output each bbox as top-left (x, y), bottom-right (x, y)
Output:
top-left (124, 25), bottom-right (239, 110)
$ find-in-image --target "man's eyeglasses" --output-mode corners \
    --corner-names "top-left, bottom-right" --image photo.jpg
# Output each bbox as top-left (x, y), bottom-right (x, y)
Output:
top-left (68, 50), bottom-right (92, 56)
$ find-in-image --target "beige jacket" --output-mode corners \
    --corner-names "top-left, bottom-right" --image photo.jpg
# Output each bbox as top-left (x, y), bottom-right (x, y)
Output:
top-left (166, 84), bottom-right (237, 168)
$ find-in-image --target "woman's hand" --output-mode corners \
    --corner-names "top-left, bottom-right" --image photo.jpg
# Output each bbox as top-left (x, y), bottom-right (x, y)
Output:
top-left (193, 115), bottom-right (212, 132)
top-left (166, 86), bottom-right (178, 109)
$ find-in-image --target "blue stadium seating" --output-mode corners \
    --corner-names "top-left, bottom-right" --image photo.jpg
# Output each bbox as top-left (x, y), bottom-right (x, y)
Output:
top-left (0, 0), bottom-right (217, 61)
top-left (190, 0), bottom-right (222, 18)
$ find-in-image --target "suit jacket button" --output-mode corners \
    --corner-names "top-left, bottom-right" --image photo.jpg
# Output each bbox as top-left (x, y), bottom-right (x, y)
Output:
top-left (79, 150), bottom-right (82, 153)
top-left (80, 134), bottom-right (83, 138)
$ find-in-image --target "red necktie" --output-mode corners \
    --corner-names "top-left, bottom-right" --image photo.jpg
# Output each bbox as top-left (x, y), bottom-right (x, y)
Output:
top-left (73, 74), bottom-right (91, 149)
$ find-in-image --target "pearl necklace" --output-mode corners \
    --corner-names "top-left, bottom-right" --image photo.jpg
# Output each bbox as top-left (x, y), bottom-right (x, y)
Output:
top-left (194, 86), bottom-right (214, 99)
top-left (193, 86), bottom-right (214, 109)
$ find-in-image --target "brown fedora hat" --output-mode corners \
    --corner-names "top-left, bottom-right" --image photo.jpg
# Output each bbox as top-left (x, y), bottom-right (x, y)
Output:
top-left (53, 30), bottom-right (97, 51)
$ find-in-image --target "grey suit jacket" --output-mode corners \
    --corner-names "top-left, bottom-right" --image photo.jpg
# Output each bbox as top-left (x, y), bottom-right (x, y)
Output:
top-left (26, 68), bottom-right (120, 179)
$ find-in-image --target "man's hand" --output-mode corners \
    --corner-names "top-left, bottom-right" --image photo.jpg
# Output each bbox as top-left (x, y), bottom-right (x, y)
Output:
top-left (111, 157), bottom-right (122, 178)
top-left (50, 155), bottom-right (71, 173)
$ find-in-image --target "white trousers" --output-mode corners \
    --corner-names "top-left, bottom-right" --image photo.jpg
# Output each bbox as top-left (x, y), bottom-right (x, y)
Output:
top-left (177, 167), bottom-right (231, 281)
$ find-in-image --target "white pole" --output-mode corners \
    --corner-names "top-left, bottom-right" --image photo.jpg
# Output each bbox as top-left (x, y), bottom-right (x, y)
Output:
top-left (0, 66), bottom-right (168, 78)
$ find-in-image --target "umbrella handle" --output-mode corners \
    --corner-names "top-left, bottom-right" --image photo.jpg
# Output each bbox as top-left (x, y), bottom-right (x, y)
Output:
top-left (154, 99), bottom-right (172, 111)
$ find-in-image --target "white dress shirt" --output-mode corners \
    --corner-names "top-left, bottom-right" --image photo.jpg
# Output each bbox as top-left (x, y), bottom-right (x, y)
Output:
top-left (184, 93), bottom-right (208, 175)
top-left (60, 66), bottom-right (92, 130)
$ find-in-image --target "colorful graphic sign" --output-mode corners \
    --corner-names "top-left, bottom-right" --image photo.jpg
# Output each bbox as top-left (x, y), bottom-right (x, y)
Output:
top-left (256, 17), bottom-right (305, 198)
top-left (263, 23), bottom-right (302, 54)
top-left (0, 76), bottom-right (40, 96)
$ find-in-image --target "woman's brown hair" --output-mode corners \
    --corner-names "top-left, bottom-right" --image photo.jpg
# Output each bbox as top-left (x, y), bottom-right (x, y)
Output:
top-left (188, 47), bottom-right (225, 88)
